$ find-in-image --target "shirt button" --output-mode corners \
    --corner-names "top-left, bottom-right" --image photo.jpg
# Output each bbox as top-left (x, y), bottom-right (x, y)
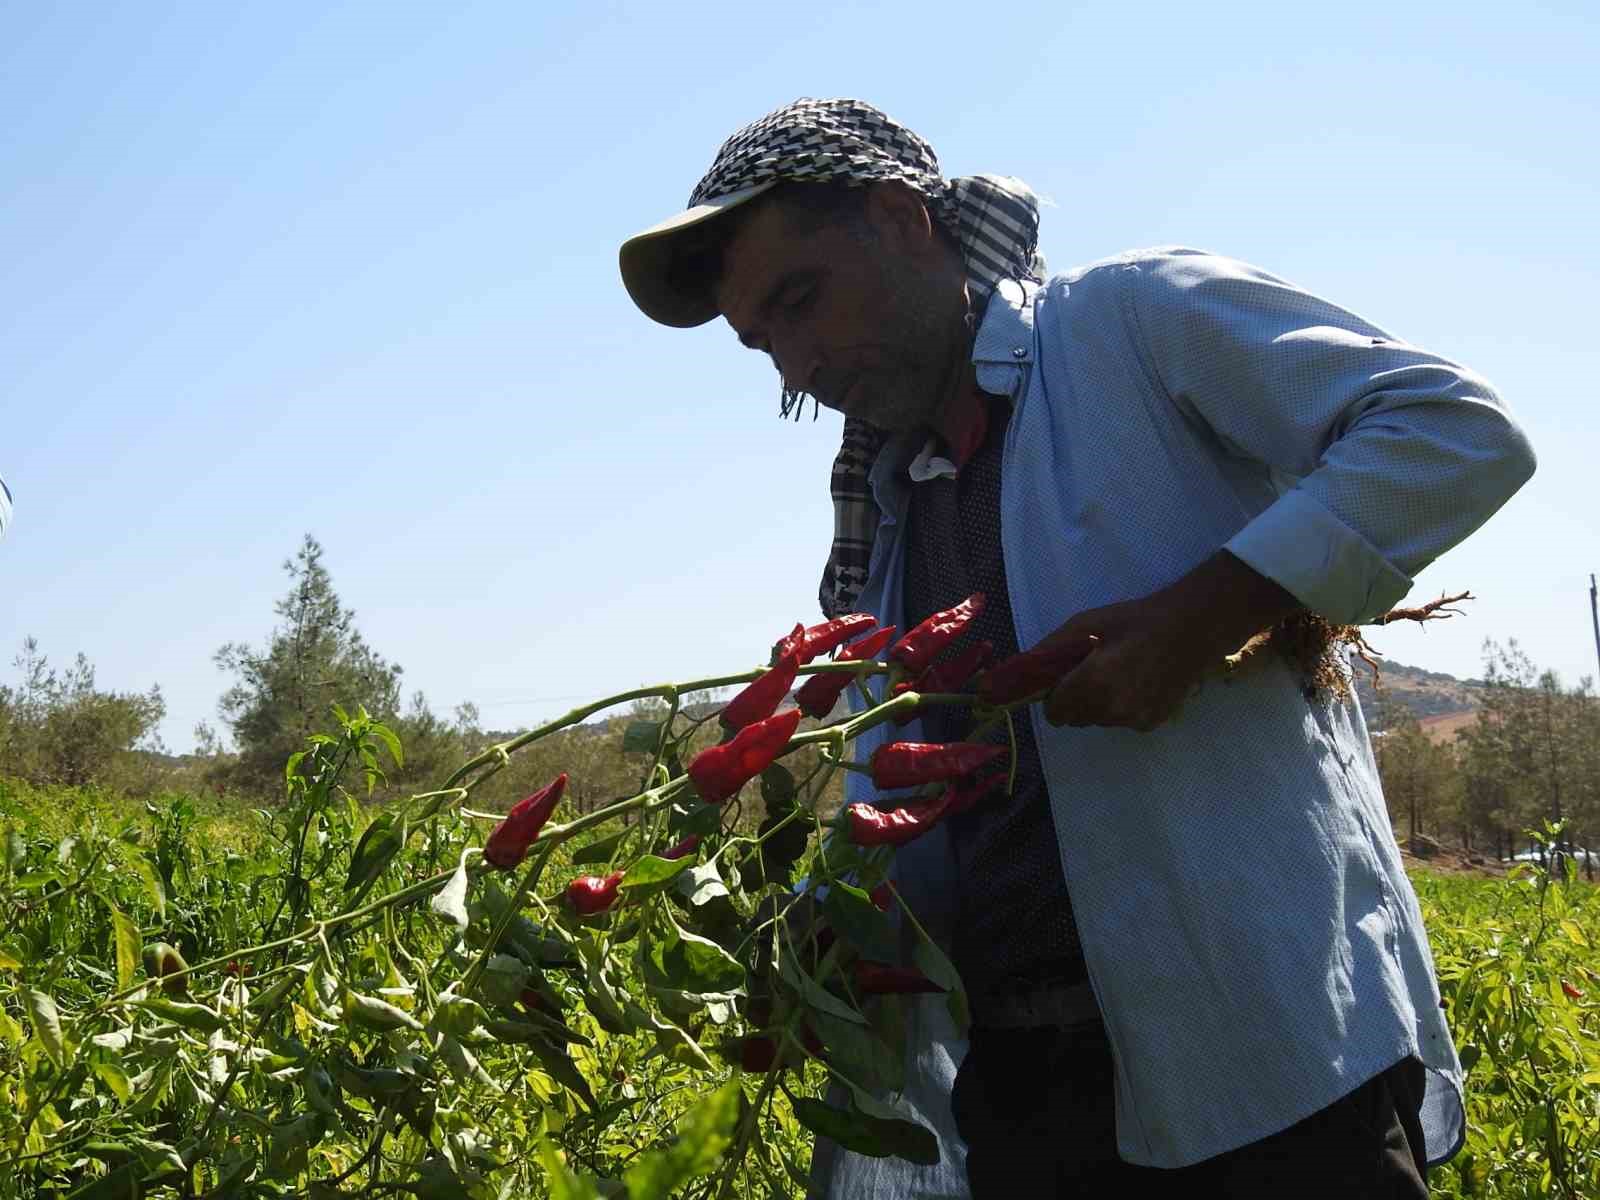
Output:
top-left (1011, 347), bottom-right (1027, 358)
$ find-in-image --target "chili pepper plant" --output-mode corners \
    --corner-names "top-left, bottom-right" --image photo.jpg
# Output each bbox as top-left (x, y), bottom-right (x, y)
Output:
top-left (0, 604), bottom-right (1027, 1199)
top-left (0, 591), bottom-right (1485, 1198)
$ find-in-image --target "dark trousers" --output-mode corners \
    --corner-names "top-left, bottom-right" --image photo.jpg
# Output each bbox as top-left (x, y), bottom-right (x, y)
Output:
top-left (951, 1022), bottom-right (1429, 1198)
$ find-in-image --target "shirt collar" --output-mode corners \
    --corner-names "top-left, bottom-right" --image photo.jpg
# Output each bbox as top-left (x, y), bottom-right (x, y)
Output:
top-left (901, 278), bottom-right (1038, 483)
top-left (972, 276), bottom-right (1037, 374)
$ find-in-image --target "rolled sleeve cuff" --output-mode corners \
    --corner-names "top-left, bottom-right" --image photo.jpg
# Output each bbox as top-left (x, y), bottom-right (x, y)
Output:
top-left (1225, 488), bottom-right (1413, 625)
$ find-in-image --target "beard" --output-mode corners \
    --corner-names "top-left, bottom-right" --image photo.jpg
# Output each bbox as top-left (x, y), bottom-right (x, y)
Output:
top-left (810, 288), bottom-right (973, 432)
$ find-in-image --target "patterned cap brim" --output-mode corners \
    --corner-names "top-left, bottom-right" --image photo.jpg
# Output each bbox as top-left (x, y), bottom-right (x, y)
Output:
top-left (618, 181), bottom-right (777, 328)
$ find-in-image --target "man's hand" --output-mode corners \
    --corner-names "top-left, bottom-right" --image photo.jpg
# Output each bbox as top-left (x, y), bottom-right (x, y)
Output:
top-left (1040, 551), bottom-right (1302, 732)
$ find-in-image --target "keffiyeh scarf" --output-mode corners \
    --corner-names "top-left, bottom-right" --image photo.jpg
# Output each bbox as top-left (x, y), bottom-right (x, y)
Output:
top-left (685, 98), bottom-right (1046, 618)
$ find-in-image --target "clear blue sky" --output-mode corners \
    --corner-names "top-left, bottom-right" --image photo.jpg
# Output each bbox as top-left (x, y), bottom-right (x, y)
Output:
top-left (3, 1), bottom-right (1596, 753)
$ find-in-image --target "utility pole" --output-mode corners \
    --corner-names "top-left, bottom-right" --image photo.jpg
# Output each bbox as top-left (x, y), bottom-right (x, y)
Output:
top-left (1591, 574), bottom-right (1600, 684)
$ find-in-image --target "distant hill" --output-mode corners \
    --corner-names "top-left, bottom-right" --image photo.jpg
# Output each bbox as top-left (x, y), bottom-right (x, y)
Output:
top-left (484, 662), bottom-right (1484, 742)
top-left (1351, 655), bottom-right (1481, 737)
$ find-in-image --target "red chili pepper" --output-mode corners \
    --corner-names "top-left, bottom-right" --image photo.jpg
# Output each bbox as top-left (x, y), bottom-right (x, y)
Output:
top-left (737, 1029), bottom-right (825, 1072)
top-left (518, 987), bottom-right (558, 1017)
top-left (977, 636), bottom-right (1100, 706)
top-left (739, 1035), bottom-right (780, 1072)
top-left (854, 961), bottom-right (945, 995)
top-left (796, 613), bottom-right (878, 664)
top-left (565, 871), bottom-right (624, 916)
top-left (794, 625), bottom-right (899, 719)
top-left (721, 646), bottom-right (800, 732)
top-left (800, 1021), bottom-right (826, 1058)
top-left (892, 639), bottom-right (995, 725)
top-left (869, 883), bottom-right (894, 912)
top-left (660, 834), bottom-right (701, 861)
top-left (484, 773), bottom-right (568, 869)
top-left (870, 741), bottom-right (1007, 790)
top-left (688, 708), bottom-right (802, 804)
top-left (814, 927), bottom-right (837, 960)
top-left (768, 622), bottom-right (807, 666)
top-left (849, 768), bottom-right (1009, 848)
top-left (919, 639), bottom-right (994, 694)
top-left (889, 593), bottom-right (986, 674)
top-left (943, 768), bottom-right (1009, 818)
top-left (846, 796), bottom-right (954, 848)
top-left (1562, 979), bottom-right (1584, 1000)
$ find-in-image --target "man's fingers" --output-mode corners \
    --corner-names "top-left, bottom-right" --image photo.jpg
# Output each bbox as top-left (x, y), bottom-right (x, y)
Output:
top-left (1043, 652), bottom-right (1185, 731)
top-left (1043, 659), bottom-right (1105, 727)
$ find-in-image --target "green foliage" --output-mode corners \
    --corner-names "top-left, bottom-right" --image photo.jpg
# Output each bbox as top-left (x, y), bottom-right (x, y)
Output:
top-left (213, 535), bottom-right (406, 795)
top-left (1421, 831), bottom-right (1600, 1197)
top-left (24, 573), bottom-right (1596, 1198)
top-left (1371, 639), bottom-right (1599, 869)
top-left (1455, 640), bottom-right (1600, 863)
top-left (0, 668), bottom-right (916, 1197)
top-left (0, 638), bottom-right (166, 793)
top-left (5, 736), bottom-right (1600, 1195)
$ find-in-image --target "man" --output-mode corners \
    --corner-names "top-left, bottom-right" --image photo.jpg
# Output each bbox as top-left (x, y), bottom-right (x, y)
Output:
top-left (619, 99), bottom-right (1534, 1197)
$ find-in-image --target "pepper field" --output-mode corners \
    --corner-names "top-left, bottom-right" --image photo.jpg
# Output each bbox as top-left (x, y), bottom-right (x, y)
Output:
top-left (1, 723), bottom-right (1597, 1198)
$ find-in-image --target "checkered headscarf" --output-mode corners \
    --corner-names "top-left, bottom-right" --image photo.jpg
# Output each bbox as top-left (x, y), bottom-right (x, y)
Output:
top-left (689, 98), bottom-right (1046, 619)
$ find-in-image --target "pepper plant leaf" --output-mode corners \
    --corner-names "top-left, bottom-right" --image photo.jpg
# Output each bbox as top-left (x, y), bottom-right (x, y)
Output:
top-left (26, 988), bottom-right (67, 1067)
top-left (622, 720), bottom-right (663, 755)
top-left (822, 882), bottom-right (897, 963)
top-left (345, 812), bottom-right (403, 895)
top-left (622, 1080), bottom-right (741, 1200)
top-left (912, 933), bottom-right (969, 1033)
top-left (677, 860), bottom-right (729, 906)
top-left (105, 901), bottom-right (140, 991)
top-left (809, 1007), bottom-right (904, 1095)
top-left (430, 853), bottom-right (471, 930)
top-left (789, 1095), bottom-right (940, 1165)
top-left (650, 924), bottom-right (745, 997)
top-left (571, 829), bottom-right (628, 866)
top-left (777, 953), bottom-right (864, 1026)
top-left (618, 854), bottom-right (693, 896)
top-left (538, 1142), bottom-right (601, 1200)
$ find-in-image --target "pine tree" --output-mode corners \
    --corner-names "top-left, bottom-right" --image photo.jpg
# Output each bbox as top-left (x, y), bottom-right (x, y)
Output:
top-left (213, 535), bottom-right (403, 794)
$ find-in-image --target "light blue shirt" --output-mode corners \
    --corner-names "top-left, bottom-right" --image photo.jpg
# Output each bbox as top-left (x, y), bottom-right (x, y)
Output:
top-left (840, 247), bottom-right (1535, 1174)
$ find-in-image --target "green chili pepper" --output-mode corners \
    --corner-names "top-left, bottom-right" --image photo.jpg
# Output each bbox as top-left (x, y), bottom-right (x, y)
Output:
top-left (343, 991), bottom-right (423, 1032)
top-left (137, 997), bottom-right (227, 1033)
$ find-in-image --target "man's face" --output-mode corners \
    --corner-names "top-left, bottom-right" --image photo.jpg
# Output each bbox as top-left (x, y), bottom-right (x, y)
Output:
top-left (712, 188), bottom-right (967, 432)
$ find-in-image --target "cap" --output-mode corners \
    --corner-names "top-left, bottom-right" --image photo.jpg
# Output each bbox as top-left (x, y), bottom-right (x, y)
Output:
top-left (618, 98), bottom-right (948, 328)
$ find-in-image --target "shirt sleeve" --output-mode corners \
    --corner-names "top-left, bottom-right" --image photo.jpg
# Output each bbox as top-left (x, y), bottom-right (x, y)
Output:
top-left (1123, 248), bottom-right (1536, 624)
